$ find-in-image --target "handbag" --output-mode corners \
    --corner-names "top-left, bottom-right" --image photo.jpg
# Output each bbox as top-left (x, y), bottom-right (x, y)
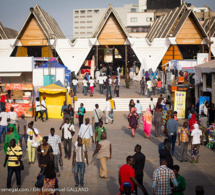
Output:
top-left (35, 168), bottom-right (46, 188)
top-left (9, 146), bottom-right (24, 171)
top-left (95, 109), bottom-right (102, 123)
top-left (76, 114), bottom-right (79, 118)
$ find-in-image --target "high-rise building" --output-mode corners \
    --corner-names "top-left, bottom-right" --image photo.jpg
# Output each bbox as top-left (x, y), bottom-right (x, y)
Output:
top-left (73, 4), bottom-right (138, 39)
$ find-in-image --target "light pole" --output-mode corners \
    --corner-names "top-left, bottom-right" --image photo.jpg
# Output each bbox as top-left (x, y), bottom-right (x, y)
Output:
top-left (205, 5), bottom-right (211, 61)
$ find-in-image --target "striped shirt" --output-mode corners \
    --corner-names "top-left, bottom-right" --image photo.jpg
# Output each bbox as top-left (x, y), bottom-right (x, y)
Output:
top-left (7, 145), bottom-right (22, 167)
top-left (74, 142), bottom-right (87, 162)
top-left (178, 127), bottom-right (189, 142)
top-left (152, 165), bottom-right (178, 195)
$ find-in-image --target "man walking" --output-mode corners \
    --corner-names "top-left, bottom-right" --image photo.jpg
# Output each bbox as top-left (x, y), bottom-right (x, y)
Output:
top-left (61, 118), bottom-right (75, 160)
top-left (98, 74), bottom-right (105, 94)
top-left (140, 77), bottom-right (145, 96)
top-left (92, 132), bottom-right (111, 178)
top-left (41, 96), bottom-right (48, 121)
top-left (8, 107), bottom-right (18, 126)
top-left (105, 75), bottom-right (112, 98)
top-left (166, 114), bottom-right (178, 155)
top-left (117, 66), bottom-right (121, 81)
top-left (135, 100), bottom-right (143, 124)
top-left (119, 156), bottom-right (148, 195)
top-left (133, 144), bottom-right (146, 194)
top-left (152, 159), bottom-right (178, 195)
top-left (0, 107), bottom-right (9, 143)
top-left (18, 114), bottom-right (27, 149)
top-left (73, 137), bottom-right (89, 187)
top-left (48, 128), bottom-right (62, 176)
top-left (3, 139), bottom-right (22, 188)
top-left (92, 104), bottom-right (102, 130)
top-left (78, 118), bottom-right (94, 150)
top-left (61, 101), bottom-right (68, 118)
top-left (178, 122), bottom-right (190, 162)
top-left (109, 96), bottom-right (116, 120)
top-left (114, 76), bottom-right (120, 97)
top-left (72, 77), bottom-right (79, 96)
top-left (199, 112), bottom-right (209, 145)
top-left (104, 98), bottom-right (114, 124)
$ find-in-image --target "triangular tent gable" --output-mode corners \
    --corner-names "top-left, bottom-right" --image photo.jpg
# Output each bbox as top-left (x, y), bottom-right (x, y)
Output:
top-left (93, 4), bottom-right (129, 45)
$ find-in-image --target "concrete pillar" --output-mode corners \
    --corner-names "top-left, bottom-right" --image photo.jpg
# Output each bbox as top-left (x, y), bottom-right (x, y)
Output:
top-left (203, 73), bottom-right (207, 91)
top-left (212, 73), bottom-right (215, 104)
top-left (195, 84), bottom-right (199, 103)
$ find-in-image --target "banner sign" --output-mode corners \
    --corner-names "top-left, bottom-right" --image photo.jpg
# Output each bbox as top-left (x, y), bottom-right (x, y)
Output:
top-left (6, 103), bottom-right (33, 117)
top-left (197, 53), bottom-right (209, 65)
top-left (5, 84), bottom-right (33, 90)
top-left (199, 96), bottom-right (210, 114)
top-left (174, 91), bottom-right (186, 119)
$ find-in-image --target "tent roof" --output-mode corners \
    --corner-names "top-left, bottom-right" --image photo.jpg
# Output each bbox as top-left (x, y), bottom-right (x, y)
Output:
top-left (41, 61), bottom-right (68, 69)
top-left (39, 84), bottom-right (67, 94)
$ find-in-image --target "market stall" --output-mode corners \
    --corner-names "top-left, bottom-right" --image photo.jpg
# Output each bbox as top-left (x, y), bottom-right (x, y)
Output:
top-left (5, 83), bottom-right (34, 117)
top-left (38, 84), bottom-right (72, 119)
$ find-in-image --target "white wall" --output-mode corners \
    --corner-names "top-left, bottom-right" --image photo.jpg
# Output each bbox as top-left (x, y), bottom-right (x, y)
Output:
top-left (0, 56), bottom-right (34, 72)
top-left (55, 39), bottom-right (94, 74)
top-left (130, 38), bottom-right (170, 73)
top-left (0, 39), bottom-right (16, 57)
top-left (33, 68), bottom-right (65, 87)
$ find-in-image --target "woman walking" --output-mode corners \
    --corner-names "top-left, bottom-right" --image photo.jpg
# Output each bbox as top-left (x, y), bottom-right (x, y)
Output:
top-left (143, 108), bottom-right (153, 139)
top-left (128, 107), bottom-right (139, 137)
top-left (129, 99), bottom-right (135, 112)
top-left (27, 122), bottom-right (39, 164)
top-left (89, 76), bottom-right (95, 97)
top-left (154, 106), bottom-right (163, 137)
top-left (78, 103), bottom-right (86, 127)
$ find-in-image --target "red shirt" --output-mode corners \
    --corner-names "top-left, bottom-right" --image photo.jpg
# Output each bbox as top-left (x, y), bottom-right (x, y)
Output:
top-left (119, 164), bottom-right (135, 191)
top-left (157, 81), bottom-right (162, 88)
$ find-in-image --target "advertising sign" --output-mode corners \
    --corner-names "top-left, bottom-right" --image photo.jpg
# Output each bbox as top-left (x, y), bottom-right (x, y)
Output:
top-left (197, 53), bottom-right (209, 65)
top-left (174, 91), bottom-right (186, 119)
top-left (199, 96), bottom-right (210, 114)
top-left (6, 103), bottom-right (33, 117)
top-left (5, 84), bottom-right (33, 90)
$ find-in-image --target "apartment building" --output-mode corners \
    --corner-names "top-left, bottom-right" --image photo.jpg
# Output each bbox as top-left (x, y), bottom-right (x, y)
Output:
top-left (73, 4), bottom-right (139, 39)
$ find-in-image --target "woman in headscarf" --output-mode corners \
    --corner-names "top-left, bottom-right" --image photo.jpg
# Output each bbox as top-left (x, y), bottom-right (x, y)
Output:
top-left (161, 100), bottom-right (167, 111)
top-left (188, 114), bottom-right (197, 132)
top-left (142, 108), bottom-right (153, 139)
top-left (128, 107), bottom-right (139, 137)
top-left (4, 124), bottom-right (19, 154)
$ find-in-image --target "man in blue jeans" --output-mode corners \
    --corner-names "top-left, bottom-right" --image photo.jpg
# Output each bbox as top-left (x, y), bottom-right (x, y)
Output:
top-left (18, 114), bottom-right (27, 149)
top-left (72, 137), bottom-right (89, 187)
top-left (0, 107), bottom-right (9, 143)
top-left (166, 114), bottom-right (178, 156)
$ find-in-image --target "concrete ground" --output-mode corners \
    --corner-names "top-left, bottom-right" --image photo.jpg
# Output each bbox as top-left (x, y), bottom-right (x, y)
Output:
top-left (0, 111), bottom-right (215, 195)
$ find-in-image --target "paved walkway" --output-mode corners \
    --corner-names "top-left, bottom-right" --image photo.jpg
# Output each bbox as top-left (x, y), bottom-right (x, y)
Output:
top-left (0, 112), bottom-right (215, 195)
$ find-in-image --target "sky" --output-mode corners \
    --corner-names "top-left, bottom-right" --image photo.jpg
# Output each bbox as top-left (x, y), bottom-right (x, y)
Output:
top-left (0, 0), bottom-right (214, 39)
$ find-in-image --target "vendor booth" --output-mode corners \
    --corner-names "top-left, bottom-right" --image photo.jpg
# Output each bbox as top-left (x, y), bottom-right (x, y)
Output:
top-left (5, 83), bottom-right (34, 117)
top-left (38, 84), bottom-right (72, 119)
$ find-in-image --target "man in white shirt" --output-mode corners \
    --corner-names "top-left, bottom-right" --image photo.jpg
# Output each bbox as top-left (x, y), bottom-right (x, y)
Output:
top-left (190, 124), bottom-right (202, 163)
top-left (0, 107), bottom-right (9, 143)
top-left (135, 100), bottom-right (143, 124)
top-left (72, 77), bottom-right (79, 96)
top-left (41, 96), bottom-right (48, 121)
top-left (61, 118), bottom-right (75, 160)
top-left (117, 66), bottom-right (121, 81)
top-left (35, 97), bottom-right (43, 122)
top-left (149, 97), bottom-right (155, 115)
top-left (98, 74), bottom-right (105, 94)
top-left (104, 98), bottom-right (114, 124)
top-left (48, 128), bottom-right (62, 176)
top-left (8, 107), bottom-right (18, 126)
top-left (92, 104), bottom-right (102, 130)
top-left (78, 118), bottom-right (94, 150)
top-left (82, 78), bottom-right (88, 96)
top-left (147, 80), bottom-right (152, 97)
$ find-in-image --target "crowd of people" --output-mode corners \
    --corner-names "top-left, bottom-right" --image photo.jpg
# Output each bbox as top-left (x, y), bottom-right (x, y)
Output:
top-left (0, 70), bottom-right (212, 195)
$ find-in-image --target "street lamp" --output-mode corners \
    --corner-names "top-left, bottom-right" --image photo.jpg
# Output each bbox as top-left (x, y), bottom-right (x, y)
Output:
top-left (205, 5), bottom-right (212, 61)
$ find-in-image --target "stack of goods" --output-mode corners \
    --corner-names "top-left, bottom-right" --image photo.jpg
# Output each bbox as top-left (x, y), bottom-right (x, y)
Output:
top-left (205, 124), bottom-right (215, 149)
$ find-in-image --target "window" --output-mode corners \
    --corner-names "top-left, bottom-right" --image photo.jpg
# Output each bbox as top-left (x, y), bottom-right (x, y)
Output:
top-left (75, 11), bottom-right (79, 14)
top-left (80, 10), bottom-right (85, 14)
top-left (74, 27), bottom-right (79, 29)
top-left (80, 26), bottom-right (85, 29)
top-left (130, 17), bottom-right (137, 22)
top-left (74, 16), bottom-right (79, 18)
top-left (94, 10), bottom-right (99, 14)
top-left (74, 21), bottom-right (79, 23)
top-left (80, 21), bottom-right (85, 23)
top-left (87, 21), bottom-right (92, 23)
top-left (131, 8), bottom-right (137, 12)
top-left (87, 10), bottom-right (92, 14)
top-left (146, 17), bottom-right (153, 22)
top-left (75, 32), bottom-right (79, 34)
top-left (80, 16), bottom-right (85, 18)
top-left (87, 15), bottom-right (92, 18)
top-left (87, 32), bottom-right (91, 34)
top-left (80, 32), bottom-right (85, 34)
top-left (87, 26), bottom-right (92, 28)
